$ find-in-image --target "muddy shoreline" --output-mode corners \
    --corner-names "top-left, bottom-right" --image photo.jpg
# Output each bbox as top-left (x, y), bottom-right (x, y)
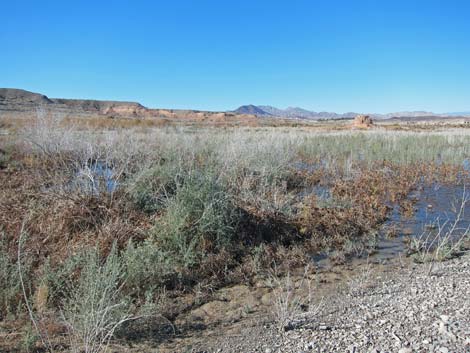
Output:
top-left (146, 251), bottom-right (470, 353)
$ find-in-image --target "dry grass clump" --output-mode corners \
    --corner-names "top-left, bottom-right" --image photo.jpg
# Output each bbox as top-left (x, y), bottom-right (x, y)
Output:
top-left (269, 266), bottom-right (322, 332)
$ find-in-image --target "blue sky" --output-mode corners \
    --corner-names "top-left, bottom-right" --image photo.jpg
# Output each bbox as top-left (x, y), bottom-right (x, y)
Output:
top-left (1, 0), bottom-right (469, 113)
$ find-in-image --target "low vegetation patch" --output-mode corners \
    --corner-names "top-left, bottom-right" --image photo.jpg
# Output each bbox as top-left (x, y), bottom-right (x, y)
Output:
top-left (1, 117), bottom-right (470, 351)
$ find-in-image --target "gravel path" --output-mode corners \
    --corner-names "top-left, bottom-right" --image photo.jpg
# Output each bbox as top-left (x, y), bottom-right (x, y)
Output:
top-left (175, 253), bottom-right (470, 353)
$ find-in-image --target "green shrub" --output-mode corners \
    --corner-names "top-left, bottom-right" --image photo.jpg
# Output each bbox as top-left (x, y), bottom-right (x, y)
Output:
top-left (0, 233), bottom-right (32, 319)
top-left (127, 158), bottom-right (183, 213)
top-left (0, 145), bottom-right (15, 170)
top-left (39, 254), bottom-right (87, 309)
top-left (19, 323), bottom-right (39, 353)
top-left (61, 245), bottom-right (141, 353)
top-left (152, 172), bottom-right (239, 268)
top-left (122, 240), bottom-right (176, 297)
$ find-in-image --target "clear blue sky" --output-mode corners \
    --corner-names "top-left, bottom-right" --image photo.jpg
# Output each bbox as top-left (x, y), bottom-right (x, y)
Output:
top-left (1, 0), bottom-right (469, 113)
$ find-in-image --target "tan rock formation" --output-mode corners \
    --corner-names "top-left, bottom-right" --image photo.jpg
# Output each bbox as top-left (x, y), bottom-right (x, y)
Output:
top-left (353, 114), bottom-right (373, 128)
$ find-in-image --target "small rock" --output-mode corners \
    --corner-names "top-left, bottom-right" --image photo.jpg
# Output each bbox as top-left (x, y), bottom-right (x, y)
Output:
top-left (304, 341), bottom-right (315, 350)
top-left (440, 315), bottom-right (449, 323)
top-left (347, 344), bottom-right (357, 352)
top-left (398, 349), bottom-right (412, 353)
top-left (438, 322), bottom-right (448, 335)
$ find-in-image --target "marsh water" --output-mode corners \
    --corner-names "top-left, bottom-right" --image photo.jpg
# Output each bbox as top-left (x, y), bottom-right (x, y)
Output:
top-left (71, 160), bottom-right (117, 194)
top-left (313, 183), bottom-right (470, 268)
top-left (378, 184), bottom-right (470, 256)
top-left (70, 159), bottom-right (470, 266)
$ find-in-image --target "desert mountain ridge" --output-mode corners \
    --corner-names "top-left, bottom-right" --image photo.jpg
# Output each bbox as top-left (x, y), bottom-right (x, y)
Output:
top-left (0, 88), bottom-right (254, 121)
top-left (234, 104), bottom-right (470, 120)
top-left (1, 88), bottom-right (469, 121)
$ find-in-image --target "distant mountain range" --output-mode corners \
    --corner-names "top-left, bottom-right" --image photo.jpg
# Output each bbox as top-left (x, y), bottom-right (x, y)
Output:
top-left (233, 105), bottom-right (356, 119)
top-left (234, 105), bottom-right (470, 120)
top-left (1, 88), bottom-right (469, 122)
top-left (446, 112), bottom-right (470, 116)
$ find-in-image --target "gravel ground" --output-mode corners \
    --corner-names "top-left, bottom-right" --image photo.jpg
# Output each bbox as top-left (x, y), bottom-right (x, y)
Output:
top-left (173, 253), bottom-right (470, 353)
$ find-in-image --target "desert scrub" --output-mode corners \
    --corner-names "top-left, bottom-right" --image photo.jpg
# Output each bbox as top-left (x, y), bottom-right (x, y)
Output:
top-left (38, 252), bottom-right (92, 310)
top-left (61, 244), bottom-right (153, 353)
top-left (151, 171), bottom-right (240, 268)
top-left (19, 322), bottom-right (40, 353)
top-left (122, 240), bottom-right (177, 297)
top-left (0, 232), bottom-right (33, 319)
top-left (126, 156), bottom-right (186, 213)
top-left (5, 119), bottom-right (470, 350)
top-left (0, 146), bottom-right (12, 169)
top-left (22, 242), bottom-right (168, 352)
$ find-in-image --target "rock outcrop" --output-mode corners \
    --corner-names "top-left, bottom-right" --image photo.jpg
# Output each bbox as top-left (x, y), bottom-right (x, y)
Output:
top-left (352, 114), bottom-right (374, 128)
top-left (0, 88), bottom-right (151, 118)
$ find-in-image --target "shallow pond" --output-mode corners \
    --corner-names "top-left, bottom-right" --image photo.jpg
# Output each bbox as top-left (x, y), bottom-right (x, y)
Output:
top-left (314, 184), bottom-right (470, 268)
top-left (378, 184), bottom-right (469, 255)
top-left (71, 160), bottom-right (118, 194)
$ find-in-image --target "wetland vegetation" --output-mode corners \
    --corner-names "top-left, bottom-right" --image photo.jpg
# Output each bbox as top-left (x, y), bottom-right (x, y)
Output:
top-left (1, 117), bottom-right (470, 352)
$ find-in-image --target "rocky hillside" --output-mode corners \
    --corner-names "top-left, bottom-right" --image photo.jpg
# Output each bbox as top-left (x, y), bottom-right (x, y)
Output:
top-left (0, 88), bottom-right (53, 110)
top-left (52, 98), bottom-right (149, 117)
top-left (0, 88), bottom-right (153, 118)
top-left (0, 88), bottom-right (256, 122)
top-left (233, 104), bottom-right (272, 116)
